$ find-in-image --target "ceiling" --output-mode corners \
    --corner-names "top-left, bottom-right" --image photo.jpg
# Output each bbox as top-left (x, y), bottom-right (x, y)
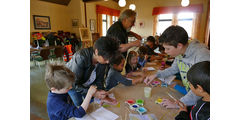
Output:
top-left (39, 0), bottom-right (71, 6)
top-left (39, 0), bottom-right (118, 6)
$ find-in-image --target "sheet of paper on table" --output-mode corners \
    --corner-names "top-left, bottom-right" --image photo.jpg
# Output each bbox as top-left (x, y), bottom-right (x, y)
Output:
top-left (75, 107), bottom-right (119, 120)
top-left (146, 62), bottom-right (157, 66)
top-left (129, 113), bottom-right (158, 120)
top-left (146, 67), bottom-right (156, 71)
top-left (158, 75), bottom-right (176, 85)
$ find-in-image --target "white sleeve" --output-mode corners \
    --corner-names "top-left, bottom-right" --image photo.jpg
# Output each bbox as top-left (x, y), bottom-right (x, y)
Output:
top-left (180, 90), bottom-right (201, 106)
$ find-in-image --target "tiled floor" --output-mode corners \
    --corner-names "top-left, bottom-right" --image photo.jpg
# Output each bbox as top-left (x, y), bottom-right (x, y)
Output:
top-left (30, 60), bottom-right (66, 120)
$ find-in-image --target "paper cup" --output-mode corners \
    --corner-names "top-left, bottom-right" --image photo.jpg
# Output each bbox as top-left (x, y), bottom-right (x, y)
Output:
top-left (144, 87), bottom-right (152, 98)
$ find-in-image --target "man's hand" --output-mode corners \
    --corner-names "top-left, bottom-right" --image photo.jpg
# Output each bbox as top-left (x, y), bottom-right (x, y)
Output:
top-left (144, 74), bottom-right (157, 85)
top-left (131, 40), bottom-right (141, 47)
top-left (93, 90), bottom-right (108, 99)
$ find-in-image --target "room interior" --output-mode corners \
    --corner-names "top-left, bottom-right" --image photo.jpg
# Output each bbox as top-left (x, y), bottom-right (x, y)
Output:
top-left (30, 0), bottom-right (210, 119)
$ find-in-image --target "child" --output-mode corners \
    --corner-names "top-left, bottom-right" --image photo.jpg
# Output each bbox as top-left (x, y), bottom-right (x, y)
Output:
top-left (137, 46), bottom-right (148, 67)
top-left (145, 36), bottom-right (164, 61)
top-left (144, 25), bottom-right (210, 107)
top-left (45, 63), bottom-right (97, 120)
top-left (175, 61), bottom-right (210, 120)
top-left (125, 51), bottom-right (144, 77)
top-left (106, 53), bottom-right (145, 90)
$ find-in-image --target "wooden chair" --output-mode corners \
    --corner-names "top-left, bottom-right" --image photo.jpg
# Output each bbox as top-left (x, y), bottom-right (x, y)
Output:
top-left (34, 48), bottom-right (50, 72)
top-left (54, 46), bottom-right (64, 61)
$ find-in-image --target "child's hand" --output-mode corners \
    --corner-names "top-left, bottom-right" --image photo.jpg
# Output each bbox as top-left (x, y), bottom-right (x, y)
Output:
top-left (144, 55), bottom-right (148, 60)
top-left (94, 90), bottom-right (108, 99)
top-left (160, 98), bottom-right (179, 109)
top-left (144, 74), bottom-right (157, 85)
top-left (126, 72), bottom-right (133, 78)
top-left (88, 85), bottom-right (97, 96)
top-left (176, 100), bottom-right (187, 112)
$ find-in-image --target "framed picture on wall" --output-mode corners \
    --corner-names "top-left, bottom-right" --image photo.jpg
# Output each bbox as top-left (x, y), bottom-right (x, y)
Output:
top-left (79, 28), bottom-right (92, 48)
top-left (33, 15), bottom-right (51, 30)
top-left (90, 19), bottom-right (96, 31)
top-left (72, 19), bottom-right (79, 27)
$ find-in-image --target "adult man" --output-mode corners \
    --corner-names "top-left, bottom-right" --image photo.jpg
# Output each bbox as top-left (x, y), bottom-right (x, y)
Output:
top-left (144, 25), bottom-right (210, 108)
top-left (107, 9), bottom-right (142, 57)
top-left (66, 37), bottom-right (119, 106)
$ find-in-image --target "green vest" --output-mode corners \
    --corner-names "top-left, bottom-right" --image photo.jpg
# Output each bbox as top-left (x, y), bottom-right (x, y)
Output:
top-left (176, 55), bottom-right (191, 92)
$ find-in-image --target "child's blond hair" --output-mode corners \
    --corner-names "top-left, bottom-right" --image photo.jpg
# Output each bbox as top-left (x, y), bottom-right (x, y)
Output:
top-left (45, 63), bottom-right (75, 90)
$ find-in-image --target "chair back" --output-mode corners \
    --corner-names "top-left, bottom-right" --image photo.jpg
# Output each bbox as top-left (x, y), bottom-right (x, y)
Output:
top-left (40, 48), bottom-right (50, 60)
top-left (54, 46), bottom-right (64, 58)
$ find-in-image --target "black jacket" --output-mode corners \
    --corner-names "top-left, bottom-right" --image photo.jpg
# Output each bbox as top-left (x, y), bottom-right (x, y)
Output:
top-left (106, 20), bottom-right (128, 57)
top-left (175, 99), bottom-right (210, 120)
top-left (66, 47), bottom-right (107, 94)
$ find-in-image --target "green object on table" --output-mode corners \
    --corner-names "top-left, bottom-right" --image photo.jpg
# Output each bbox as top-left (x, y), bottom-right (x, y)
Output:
top-left (136, 99), bottom-right (144, 106)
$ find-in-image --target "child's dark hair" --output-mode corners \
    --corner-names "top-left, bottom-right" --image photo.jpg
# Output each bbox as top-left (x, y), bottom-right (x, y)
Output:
top-left (146, 36), bottom-right (155, 43)
top-left (187, 61), bottom-right (210, 94)
top-left (93, 36), bottom-right (120, 61)
top-left (45, 63), bottom-right (75, 90)
top-left (159, 25), bottom-right (188, 48)
top-left (110, 52), bottom-right (125, 66)
top-left (138, 46), bottom-right (148, 56)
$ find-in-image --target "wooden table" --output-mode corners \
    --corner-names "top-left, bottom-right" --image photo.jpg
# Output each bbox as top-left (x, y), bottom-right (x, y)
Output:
top-left (73, 60), bottom-right (184, 120)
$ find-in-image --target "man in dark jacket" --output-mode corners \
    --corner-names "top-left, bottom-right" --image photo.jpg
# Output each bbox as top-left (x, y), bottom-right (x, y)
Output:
top-left (66, 37), bottom-right (119, 107)
top-left (107, 9), bottom-right (142, 57)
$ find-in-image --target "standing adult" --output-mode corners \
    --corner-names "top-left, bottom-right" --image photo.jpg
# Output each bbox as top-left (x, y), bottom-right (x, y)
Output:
top-left (66, 37), bottom-right (119, 107)
top-left (107, 9), bottom-right (142, 57)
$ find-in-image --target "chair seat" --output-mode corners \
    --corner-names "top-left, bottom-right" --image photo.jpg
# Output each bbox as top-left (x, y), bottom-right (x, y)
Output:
top-left (34, 57), bottom-right (43, 61)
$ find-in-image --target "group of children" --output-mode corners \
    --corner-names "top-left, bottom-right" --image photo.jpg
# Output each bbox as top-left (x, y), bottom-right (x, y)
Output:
top-left (44, 25), bottom-right (210, 120)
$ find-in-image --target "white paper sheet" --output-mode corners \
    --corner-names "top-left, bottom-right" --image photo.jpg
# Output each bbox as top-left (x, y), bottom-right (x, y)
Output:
top-left (90, 107), bottom-right (119, 120)
top-left (75, 114), bottom-right (95, 120)
top-left (146, 67), bottom-right (155, 71)
top-left (158, 75), bottom-right (176, 85)
top-left (129, 114), bottom-right (158, 120)
top-left (75, 107), bottom-right (119, 120)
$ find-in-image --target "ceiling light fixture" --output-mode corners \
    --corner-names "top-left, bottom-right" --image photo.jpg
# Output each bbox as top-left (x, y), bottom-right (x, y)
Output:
top-left (118, 0), bottom-right (126, 7)
top-left (181, 0), bottom-right (190, 7)
top-left (129, 4), bottom-right (136, 10)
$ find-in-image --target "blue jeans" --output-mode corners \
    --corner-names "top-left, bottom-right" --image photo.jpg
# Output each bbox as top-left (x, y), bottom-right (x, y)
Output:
top-left (68, 89), bottom-right (84, 107)
top-left (68, 89), bottom-right (94, 107)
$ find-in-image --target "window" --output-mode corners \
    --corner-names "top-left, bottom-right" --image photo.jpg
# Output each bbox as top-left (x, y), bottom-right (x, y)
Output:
top-left (177, 12), bottom-right (194, 37)
top-left (112, 16), bottom-right (118, 23)
top-left (157, 14), bottom-right (173, 35)
top-left (156, 12), bottom-right (194, 37)
top-left (102, 14), bottom-right (107, 36)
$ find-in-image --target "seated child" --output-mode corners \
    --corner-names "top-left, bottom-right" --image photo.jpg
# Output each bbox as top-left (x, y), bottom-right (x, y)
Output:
top-left (125, 51), bottom-right (144, 76)
top-left (145, 36), bottom-right (164, 61)
top-left (45, 63), bottom-right (97, 120)
top-left (105, 54), bottom-right (145, 91)
top-left (137, 46), bottom-right (148, 67)
top-left (174, 61), bottom-right (210, 120)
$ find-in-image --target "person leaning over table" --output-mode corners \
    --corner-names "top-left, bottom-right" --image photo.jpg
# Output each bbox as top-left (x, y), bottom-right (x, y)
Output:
top-left (66, 37), bottom-right (119, 107)
top-left (144, 25), bottom-right (210, 108)
top-left (106, 9), bottom-right (142, 57)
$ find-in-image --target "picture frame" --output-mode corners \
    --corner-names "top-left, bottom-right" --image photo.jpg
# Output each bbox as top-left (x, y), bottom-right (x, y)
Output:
top-left (79, 28), bottom-right (92, 48)
top-left (33, 15), bottom-right (51, 29)
top-left (90, 19), bottom-right (96, 31)
top-left (72, 19), bottom-right (79, 27)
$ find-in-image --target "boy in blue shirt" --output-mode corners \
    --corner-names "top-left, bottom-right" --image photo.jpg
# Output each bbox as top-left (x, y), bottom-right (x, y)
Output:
top-left (45, 63), bottom-right (97, 120)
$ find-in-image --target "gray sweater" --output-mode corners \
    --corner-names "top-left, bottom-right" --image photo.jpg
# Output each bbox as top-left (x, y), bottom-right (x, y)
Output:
top-left (105, 67), bottom-right (132, 91)
top-left (156, 40), bottom-right (210, 105)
